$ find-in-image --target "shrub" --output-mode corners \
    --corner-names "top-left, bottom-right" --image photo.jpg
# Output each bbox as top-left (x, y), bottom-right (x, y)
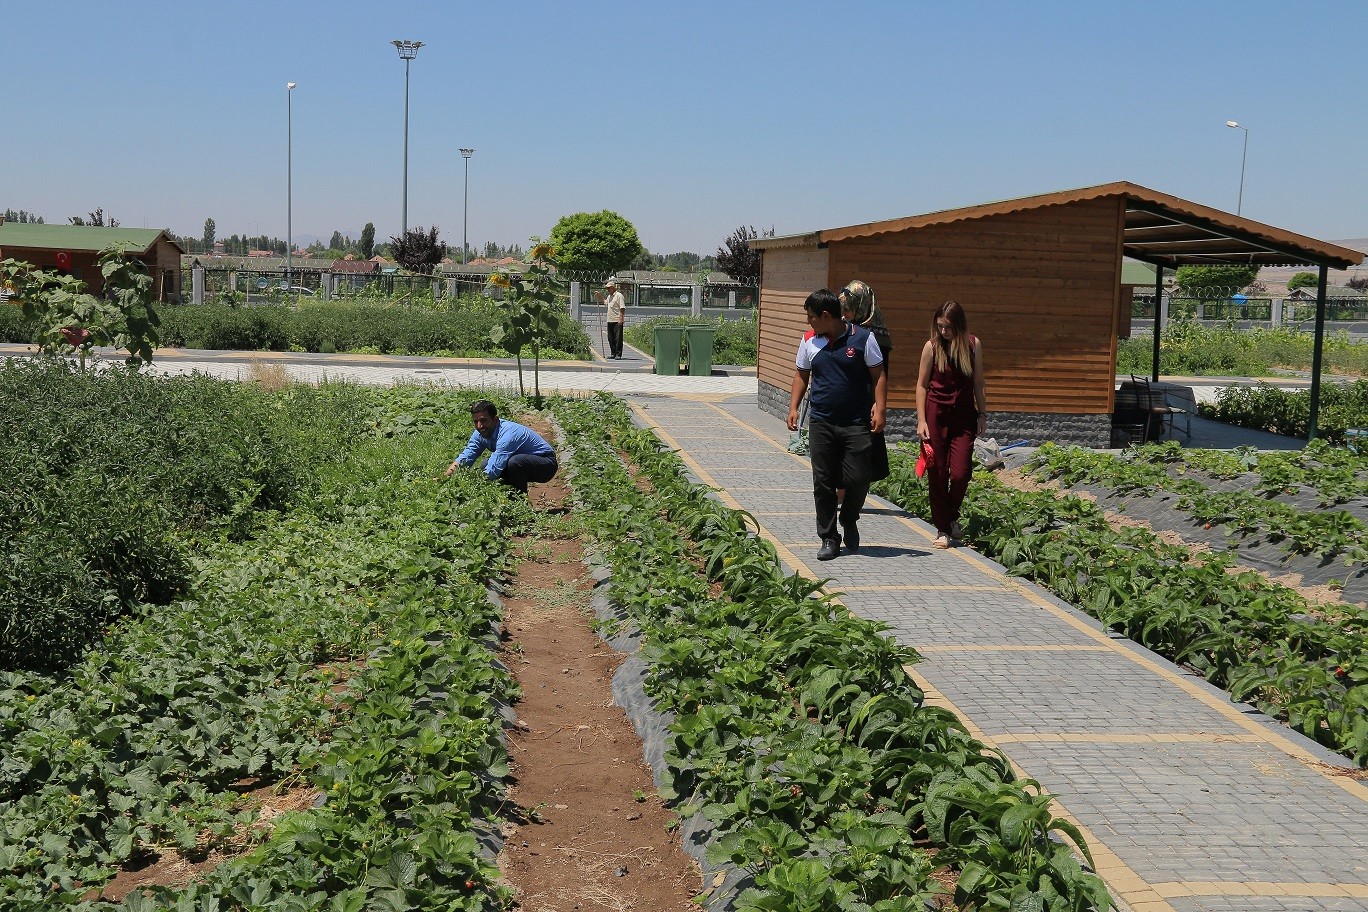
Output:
top-left (157, 299), bottom-right (592, 358)
top-left (1118, 322), bottom-right (1368, 377)
top-left (1201, 380), bottom-right (1368, 442)
top-left (0, 361), bottom-right (372, 671)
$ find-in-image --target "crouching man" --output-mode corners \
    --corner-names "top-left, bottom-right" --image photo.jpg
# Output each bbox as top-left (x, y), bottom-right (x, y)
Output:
top-left (445, 399), bottom-right (558, 495)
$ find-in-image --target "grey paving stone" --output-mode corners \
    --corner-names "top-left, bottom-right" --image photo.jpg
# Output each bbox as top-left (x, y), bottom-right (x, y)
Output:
top-left (1005, 740), bottom-right (1368, 885)
top-left (918, 651), bottom-right (1244, 734)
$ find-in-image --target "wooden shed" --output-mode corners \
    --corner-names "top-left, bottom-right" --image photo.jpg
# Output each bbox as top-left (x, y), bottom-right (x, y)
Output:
top-left (0, 223), bottom-right (184, 302)
top-left (751, 182), bottom-right (1364, 446)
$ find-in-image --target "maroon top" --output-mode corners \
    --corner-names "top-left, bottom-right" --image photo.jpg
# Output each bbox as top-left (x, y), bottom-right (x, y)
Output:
top-left (926, 335), bottom-right (977, 413)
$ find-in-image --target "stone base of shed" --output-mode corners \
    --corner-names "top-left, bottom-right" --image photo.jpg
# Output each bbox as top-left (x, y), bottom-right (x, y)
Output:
top-left (757, 380), bottom-right (1111, 448)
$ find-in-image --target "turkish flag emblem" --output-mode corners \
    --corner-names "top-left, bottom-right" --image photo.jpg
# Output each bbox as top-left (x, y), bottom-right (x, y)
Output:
top-left (845, 347), bottom-right (856, 357)
top-left (55, 252), bottom-right (72, 270)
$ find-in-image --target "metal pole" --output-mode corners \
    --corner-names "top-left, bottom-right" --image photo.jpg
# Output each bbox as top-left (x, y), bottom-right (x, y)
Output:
top-left (460, 148), bottom-right (474, 265)
top-left (1151, 265), bottom-right (1163, 382)
top-left (1237, 128), bottom-right (1248, 216)
top-left (287, 82), bottom-right (295, 287)
top-left (1226, 120), bottom-right (1248, 216)
top-left (1308, 265), bottom-right (1328, 441)
top-left (402, 57), bottom-right (410, 235)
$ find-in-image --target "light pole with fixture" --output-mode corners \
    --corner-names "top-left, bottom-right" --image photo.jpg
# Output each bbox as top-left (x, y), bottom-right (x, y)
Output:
top-left (287, 82), bottom-right (296, 288)
top-left (391, 39), bottom-right (424, 235)
top-left (1225, 120), bottom-right (1249, 216)
top-left (459, 148), bottom-right (474, 264)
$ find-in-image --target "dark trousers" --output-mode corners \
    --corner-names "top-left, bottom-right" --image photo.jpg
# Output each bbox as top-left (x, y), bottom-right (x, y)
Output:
top-left (809, 420), bottom-right (871, 543)
top-left (924, 402), bottom-right (976, 535)
top-left (499, 452), bottom-right (558, 494)
top-left (607, 321), bottom-right (624, 358)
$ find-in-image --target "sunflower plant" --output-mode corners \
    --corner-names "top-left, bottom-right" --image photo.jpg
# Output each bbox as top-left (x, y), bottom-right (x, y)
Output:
top-left (1, 247), bottom-right (159, 370)
top-left (488, 238), bottom-right (563, 407)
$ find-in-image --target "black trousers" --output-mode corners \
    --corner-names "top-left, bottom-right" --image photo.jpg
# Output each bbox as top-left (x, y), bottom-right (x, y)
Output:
top-left (809, 420), bottom-right (871, 543)
top-left (607, 321), bottom-right (624, 358)
top-left (499, 453), bottom-right (558, 494)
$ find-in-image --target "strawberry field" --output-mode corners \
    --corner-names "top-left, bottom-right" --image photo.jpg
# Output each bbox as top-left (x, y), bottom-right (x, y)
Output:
top-left (876, 441), bottom-right (1368, 767)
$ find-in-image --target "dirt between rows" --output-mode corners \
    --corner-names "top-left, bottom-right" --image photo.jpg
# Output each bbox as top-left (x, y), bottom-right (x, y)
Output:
top-left (497, 476), bottom-right (701, 910)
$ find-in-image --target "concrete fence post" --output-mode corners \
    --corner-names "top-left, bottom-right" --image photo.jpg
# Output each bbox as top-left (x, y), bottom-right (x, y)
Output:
top-left (322, 272), bottom-right (332, 302)
top-left (1272, 297), bottom-right (1283, 326)
top-left (570, 281), bottom-right (581, 322)
top-left (728, 290), bottom-right (736, 309)
top-left (191, 262), bottom-right (205, 305)
top-left (691, 283), bottom-right (702, 318)
top-left (1160, 293), bottom-right (1170, 329)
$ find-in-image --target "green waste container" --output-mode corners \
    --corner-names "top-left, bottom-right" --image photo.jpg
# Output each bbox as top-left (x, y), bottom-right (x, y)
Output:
top-left (685, 324), bottom-right (716, 376)
top-left (653, 325), bottom-right (683, 375)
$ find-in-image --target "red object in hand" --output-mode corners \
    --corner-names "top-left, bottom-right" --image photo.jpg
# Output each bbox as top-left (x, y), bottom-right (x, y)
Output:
top-left (55, 251), bottom-right (72, 271)
top-left (60, 326), bottom-right (91, 347)
top-left (915, 441), bottom-right (934, 478)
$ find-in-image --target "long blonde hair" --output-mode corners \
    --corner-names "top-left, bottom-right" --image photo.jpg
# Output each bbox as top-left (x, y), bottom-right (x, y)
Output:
top-left (930, 300), bottom-right (974, 375)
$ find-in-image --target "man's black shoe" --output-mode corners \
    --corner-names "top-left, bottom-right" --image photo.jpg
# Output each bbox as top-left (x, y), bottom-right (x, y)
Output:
top-left (817, 539), bottom-right (840, 561)
top-left (842, 523), bottom-right (860, 553)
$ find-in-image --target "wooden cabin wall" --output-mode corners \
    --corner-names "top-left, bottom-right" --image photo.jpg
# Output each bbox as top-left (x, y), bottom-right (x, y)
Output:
top-left (756, 246), bottom-right (830, 392)
top-left (825, 196), bottom-right (1123, 414)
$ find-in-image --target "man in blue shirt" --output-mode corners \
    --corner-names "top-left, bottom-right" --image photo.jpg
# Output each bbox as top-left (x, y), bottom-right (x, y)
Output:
top-left (786, 289), bottom-right (886, 561)
top-left (445, 399), bottom-right (558, 494)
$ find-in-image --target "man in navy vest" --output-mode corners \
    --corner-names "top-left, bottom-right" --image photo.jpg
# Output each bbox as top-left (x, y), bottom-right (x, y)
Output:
top-left (786, 289), bottom-right (887, 560)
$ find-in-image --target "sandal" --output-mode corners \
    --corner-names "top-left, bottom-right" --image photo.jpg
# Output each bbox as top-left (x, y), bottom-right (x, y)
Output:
top-left (932, 534), bottom-right (950, 549)
top-left (949, 521), bottom-right (963, 542)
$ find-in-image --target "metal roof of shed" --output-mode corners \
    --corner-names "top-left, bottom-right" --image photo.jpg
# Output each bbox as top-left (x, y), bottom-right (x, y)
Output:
top-left (752, 182), bottom-right (1363, 271)
top-left (0, 223), bottom-right (179, 255)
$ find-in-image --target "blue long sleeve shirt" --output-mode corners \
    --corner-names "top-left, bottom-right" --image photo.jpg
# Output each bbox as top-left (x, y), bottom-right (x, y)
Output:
top-left (455, 419), bottom-right (555, 480)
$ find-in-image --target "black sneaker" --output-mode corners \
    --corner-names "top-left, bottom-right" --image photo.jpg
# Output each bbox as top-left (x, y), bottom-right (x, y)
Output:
top-left (817, 539), bottom-right (840, 561)
top-left (842, 523), bottom-right (860, 553)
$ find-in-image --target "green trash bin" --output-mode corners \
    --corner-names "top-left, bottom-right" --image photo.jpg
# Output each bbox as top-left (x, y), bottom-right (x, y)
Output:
top-left (652, 325), bottom-right (683, 375)
top-left (685, 324), bottom-right (716, 376)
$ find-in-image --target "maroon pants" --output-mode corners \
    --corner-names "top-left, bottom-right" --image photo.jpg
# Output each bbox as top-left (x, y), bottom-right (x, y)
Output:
top-left (924, 401), bottom-right (976, 536)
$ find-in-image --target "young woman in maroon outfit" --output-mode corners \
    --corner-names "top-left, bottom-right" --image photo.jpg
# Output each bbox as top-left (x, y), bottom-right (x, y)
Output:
top-left (915, 301), bottom-right (986, 549)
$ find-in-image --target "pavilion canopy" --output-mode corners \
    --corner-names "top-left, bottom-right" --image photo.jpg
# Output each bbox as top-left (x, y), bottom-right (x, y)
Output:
top-left (756, 181), bottom-right (1363, 271)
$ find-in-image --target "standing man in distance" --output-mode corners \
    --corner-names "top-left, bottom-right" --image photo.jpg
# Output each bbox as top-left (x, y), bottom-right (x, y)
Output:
top-left (445, 399), bottom-right (558, 495)
top-left (597, 278), bottom-right (626, 359)
top-left (786, 289), bottom-right (886, 561)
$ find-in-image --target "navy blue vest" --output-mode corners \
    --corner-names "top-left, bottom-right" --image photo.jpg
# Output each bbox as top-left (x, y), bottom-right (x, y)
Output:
top-left (809, 324), bottom-right (875, 426)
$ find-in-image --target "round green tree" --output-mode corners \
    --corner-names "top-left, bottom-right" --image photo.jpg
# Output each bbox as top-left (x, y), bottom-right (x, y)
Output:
top-left (548, 210), bottom-right (644, 279)
top-left (1173, 264), bottom-right (1260, 295)
top-left (1287, 271), bottom-right (1319, 291)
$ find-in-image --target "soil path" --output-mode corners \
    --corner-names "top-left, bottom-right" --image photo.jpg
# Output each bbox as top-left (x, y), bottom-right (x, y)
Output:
top-left (497, 474), bottom-right (700, 911)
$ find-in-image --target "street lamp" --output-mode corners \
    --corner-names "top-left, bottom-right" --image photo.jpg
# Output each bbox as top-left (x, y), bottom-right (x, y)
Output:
top-left (1225, 120), bottom-right (1249, 216)
top-left (459, 148), bottom-right (474, 265)
top-left (391, 39), bottom-right (424, 234)
top-left (287, 82), bottom-right (296, 287)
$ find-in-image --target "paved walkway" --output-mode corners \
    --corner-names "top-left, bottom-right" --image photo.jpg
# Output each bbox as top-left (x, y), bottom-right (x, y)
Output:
top-left (627, 394), bottom-right (1368, 912)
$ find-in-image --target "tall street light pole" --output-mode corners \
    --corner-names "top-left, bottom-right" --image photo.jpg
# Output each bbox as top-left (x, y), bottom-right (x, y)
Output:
top-left (391, 40), bottom-right (424, 235)
top-left (459, 148), bottom-right (474, 265)
top-left (1225, 120), bottom-right (1249, 216)
top-left (287, 82), bottom-right (296, 288)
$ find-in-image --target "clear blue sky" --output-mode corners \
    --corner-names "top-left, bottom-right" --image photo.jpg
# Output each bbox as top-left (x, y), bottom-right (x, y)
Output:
top-left (4, 1), bottom-right (1365, 254)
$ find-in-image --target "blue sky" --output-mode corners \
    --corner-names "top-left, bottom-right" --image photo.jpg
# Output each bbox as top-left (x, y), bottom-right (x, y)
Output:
top-left (3, 1), bottom-right (1365, 254)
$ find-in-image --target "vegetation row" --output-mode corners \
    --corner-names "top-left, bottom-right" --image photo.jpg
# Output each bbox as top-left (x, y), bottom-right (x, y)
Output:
top-left (1117, 321), bottom-right (1368, 379)
top-left (1027, 441), bottom-right (1368, 566)
top-left (874, 452), bottom-right (1368, 767)
top-left (2, 373), bottom-right (524, 909)
top-left (0, 299), bottom-right (592, 361)
top-left (1199, 380), bottom-right (1368, 443)
top-left (557, 394), bottom-right (1112, 912)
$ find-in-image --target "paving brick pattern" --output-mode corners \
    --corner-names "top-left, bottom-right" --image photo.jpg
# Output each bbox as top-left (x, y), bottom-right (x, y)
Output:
top-left (626, 392), bottom-right (1368, 912)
